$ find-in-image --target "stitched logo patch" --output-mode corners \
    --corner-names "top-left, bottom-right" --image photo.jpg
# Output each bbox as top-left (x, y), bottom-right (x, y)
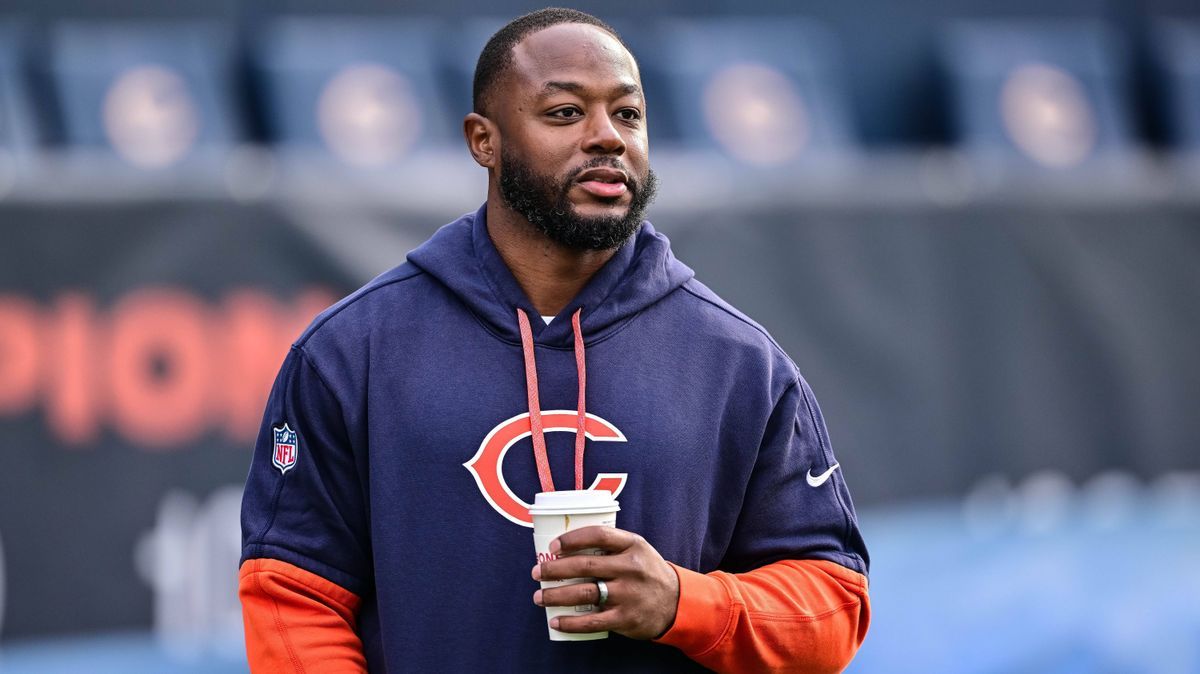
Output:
top-left (272, 423), bottom-right (299, 475)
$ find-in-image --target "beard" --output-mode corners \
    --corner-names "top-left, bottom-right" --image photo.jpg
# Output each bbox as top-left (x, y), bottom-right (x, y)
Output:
top-left (498, 151), bottom-right (658, 251)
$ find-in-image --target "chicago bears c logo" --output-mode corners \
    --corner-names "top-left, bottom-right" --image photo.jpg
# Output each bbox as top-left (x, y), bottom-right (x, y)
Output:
top-left (463, 411), bottom-right (628, 527)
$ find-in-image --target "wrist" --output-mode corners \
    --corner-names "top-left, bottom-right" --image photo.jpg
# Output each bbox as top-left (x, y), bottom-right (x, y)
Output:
top-left (650, 562), bottom-right (682, 640)
top-left (651, 564), bottom-right (732, 653)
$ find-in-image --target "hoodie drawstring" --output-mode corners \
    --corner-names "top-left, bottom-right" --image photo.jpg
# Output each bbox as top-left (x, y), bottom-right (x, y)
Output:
top-left (516, 307), bottom-right (588, 492)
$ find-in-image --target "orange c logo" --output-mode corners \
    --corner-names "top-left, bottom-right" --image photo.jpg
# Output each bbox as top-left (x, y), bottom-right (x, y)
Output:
top-left (463, 411), bottom-right (628, 527)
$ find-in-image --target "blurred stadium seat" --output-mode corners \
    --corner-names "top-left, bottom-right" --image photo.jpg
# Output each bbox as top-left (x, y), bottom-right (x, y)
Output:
top-left (655, 18), bottom-right (856, 165)
top-left (941, 20), bottom-right (1135, 168)
top-left (254, 16), bottom-right (453, 166)
top-left (48, 20), bottom-right (241, 169)
top-left (443, 18), bottom-right (504, 123)
top-left (0, 20), bottom-right (39, 166)
top-left (1151, 20), bottom-right (1200, 152)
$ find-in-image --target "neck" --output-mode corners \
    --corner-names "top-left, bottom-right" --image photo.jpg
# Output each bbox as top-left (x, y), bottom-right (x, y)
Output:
top-left (485, 192), bottom-right (619, 317)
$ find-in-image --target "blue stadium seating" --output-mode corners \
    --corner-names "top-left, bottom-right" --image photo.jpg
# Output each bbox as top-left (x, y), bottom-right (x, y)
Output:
top-left (0, 20), bottom-right (39, 160)
top-left (1152, 20), bottom-right (1200, 151)
top-left (48, 20), bottom-right (240, 167)
top-left (254, 16), bottom-right (454, 164)
top-left (654, 18), bottom-right (856, 164)
top-left (940, 20), bottom-right (1135, 167)
top-left (444, 18), bottom-right (505, 122)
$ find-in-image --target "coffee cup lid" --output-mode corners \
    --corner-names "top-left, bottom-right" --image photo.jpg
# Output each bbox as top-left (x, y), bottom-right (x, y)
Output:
top-left (528, 489), bottom-right (620, 516)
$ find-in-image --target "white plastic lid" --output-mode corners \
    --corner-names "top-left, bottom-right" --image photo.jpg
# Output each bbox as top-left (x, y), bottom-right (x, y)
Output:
top-left (528, 489), bottom-right (620, 516)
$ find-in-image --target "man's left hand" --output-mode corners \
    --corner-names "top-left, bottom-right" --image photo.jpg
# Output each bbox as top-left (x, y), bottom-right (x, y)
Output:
top-left (532, 526), bottom-right (680, 640)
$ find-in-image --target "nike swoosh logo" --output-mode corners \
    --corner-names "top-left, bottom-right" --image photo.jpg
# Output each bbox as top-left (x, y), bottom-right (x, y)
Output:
top-left (806, 463), bottom-right (840, 487)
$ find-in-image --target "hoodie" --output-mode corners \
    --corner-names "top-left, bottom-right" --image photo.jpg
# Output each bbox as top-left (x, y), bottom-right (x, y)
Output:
top-left (239, 204), bottom-right (870, 673)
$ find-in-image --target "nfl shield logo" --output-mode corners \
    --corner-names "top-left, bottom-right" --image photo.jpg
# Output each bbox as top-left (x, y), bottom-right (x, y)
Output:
top-left (272, 423), bottom-right (299, 475)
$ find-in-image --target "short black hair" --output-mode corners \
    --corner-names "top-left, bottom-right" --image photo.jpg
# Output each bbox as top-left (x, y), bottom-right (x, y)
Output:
top-left (472, 8), bottom-right (628, 115)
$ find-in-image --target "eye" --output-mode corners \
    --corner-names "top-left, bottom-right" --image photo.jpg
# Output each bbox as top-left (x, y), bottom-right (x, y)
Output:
top-left (616, 108), bottom-right (643, 121)
top-left (550, 107), bottom-right (582, 119)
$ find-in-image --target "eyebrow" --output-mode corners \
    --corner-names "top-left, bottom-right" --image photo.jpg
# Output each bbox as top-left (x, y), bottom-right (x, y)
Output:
top-left (538, 80), bottom-right (642, 98)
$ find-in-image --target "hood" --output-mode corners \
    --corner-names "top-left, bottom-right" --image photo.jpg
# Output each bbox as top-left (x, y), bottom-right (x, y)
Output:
top-left (407, 203), bottom-right (695, 347)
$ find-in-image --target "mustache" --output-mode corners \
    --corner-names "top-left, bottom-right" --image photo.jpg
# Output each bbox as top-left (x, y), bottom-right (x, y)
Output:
top-left (564, 157), bottom-right (640, 191)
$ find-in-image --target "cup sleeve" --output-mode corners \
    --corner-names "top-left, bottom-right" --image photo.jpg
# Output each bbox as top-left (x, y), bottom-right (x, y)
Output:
top-left (720, 376), bottom-right (869, 577)
top-left (240, 346), bottom-right (371, 595)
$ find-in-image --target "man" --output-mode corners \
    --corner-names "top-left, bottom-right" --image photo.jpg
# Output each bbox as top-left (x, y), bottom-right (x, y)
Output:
top-left (240, 8), bottom-right (869, 673)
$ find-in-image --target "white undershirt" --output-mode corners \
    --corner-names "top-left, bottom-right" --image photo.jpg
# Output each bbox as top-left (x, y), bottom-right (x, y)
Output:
top-left (541, 315), bottom-right (554, 325)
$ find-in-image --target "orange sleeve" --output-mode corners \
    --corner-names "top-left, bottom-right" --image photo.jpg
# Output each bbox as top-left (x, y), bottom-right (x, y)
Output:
top-left (239, 558), bottom-right (368, 674)
top-left (653, 559), bottom-right (870, 674)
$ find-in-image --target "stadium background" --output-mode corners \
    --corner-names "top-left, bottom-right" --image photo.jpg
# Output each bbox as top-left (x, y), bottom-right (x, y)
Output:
top-left (1, 0), bottom-right (1199, 671)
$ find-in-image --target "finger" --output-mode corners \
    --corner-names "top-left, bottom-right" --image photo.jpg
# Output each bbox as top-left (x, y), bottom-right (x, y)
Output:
top-left (537, 579), bottom-right (611, 608)
top-left (552, 526), bottom-right (638, 556)
top-left (552, 609), bottom-right (624, 634)
top-left (539, 551), bottom-right (625, 581)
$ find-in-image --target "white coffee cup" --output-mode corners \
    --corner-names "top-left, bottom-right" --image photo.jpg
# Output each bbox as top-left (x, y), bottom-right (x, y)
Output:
top-left (529, 489), bottom-right (620, 641)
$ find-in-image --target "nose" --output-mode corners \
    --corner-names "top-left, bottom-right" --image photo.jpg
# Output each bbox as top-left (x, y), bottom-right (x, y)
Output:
top-left (582, 110), bottom-right (625, 156)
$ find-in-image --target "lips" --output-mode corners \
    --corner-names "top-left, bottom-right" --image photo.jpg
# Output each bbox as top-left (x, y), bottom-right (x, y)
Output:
top-left (575, 167), bottom-right (629, 199)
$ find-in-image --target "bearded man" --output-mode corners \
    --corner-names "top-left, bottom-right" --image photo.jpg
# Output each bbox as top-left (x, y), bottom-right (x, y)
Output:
top-left (239, 8), bottom-right (870, 673)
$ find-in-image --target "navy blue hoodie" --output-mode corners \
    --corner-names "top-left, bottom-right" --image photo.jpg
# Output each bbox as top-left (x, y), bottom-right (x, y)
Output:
top-left (240, 204), bottom-right (868, 672)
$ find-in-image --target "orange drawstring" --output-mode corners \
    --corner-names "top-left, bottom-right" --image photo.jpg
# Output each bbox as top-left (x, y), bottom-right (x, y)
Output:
top-left (515, 307), bottom-right (588, 492)
top-left (571, 308), bottom-right (586, 490)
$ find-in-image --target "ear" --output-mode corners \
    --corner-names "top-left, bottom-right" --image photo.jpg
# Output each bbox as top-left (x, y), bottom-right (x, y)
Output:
top-left (464, 112), bottom-right (498, 169)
